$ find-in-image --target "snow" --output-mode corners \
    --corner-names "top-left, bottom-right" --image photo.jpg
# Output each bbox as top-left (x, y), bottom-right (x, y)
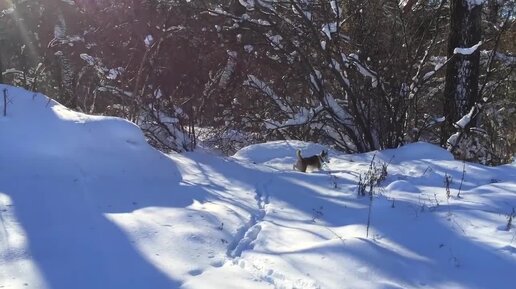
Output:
top-left (2, 68), bottom-right (24, 76)
top-left (331, 58), bottom-right (350, 86)
top-left (346, 53), bottom-right (379, 88)
top-left (322, 22), bottom-right (337, 39)
top-left (233, 140), bottom-right (328, 167)
top-left (107, 68), bottom-right (123, 80)
top-left (1, 84), bottom-right (515, 289)
top-left (466, 0), bottom-right (486, 9)
top-left (453, 41), bottom-right (482, 55)
top-left (264, 106), bottom-right (323, 130)
top-left (266, 34), bottom-right (283, 50)
top-left (144, 34), bottom-right (154, 48)
top-left (79, 53), bottom-right (95, 65)
top-left (447, 132), bottom-right (461, 148)
top-left (244, 44), bottom-right (254, 53)
top-left (385, 180), bottom-right (421, 194)
top-left (454, 106), bottom-right (476, 129)
top-left (330, 1), bottom-right (340, 16)
top-left (238, 0), bottom-right (255, 10)
top-left (219, 51), bottom-right (238, 88)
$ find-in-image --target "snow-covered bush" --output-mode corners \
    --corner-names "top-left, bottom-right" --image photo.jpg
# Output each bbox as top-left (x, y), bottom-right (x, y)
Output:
top-left (207, 1), bottom-right (451, 153)
top-left (137, 105), bottom-right (194, 153)
top-left (1, 0), bottom-right (514, 159)
top-left (196, 127), bottom-right (263, 155)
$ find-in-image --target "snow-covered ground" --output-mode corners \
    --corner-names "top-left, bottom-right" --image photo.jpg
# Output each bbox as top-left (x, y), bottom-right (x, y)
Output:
top-left (1, 84), bottom-right (515, 289)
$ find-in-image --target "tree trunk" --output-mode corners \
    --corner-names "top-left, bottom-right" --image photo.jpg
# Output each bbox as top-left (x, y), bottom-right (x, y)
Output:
top-left (442, 0), bottom-right (483, 144)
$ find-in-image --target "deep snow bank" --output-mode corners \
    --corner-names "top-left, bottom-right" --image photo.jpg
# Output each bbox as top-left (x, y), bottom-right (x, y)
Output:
top-left (0, 85), bottom-right (175, 176)
top-left (1, 84), bottom-right (515, 289)
top-left (0, 85), bottom-right (184, 289)
top-left (0, 85), bottom-right (266, 289)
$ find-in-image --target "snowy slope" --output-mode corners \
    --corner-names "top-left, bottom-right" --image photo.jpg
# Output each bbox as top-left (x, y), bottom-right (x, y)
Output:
top-left (1, 84), bottom-right (515, 289)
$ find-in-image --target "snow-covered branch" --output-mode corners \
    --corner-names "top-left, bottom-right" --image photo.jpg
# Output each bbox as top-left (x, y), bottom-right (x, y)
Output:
top-left (245, 75), bottom-right (294, 115)
top-left (453, 41), bottom-right (482, 55)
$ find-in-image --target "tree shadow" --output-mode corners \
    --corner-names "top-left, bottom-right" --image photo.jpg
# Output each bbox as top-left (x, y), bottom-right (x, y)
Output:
top-left (187, 150), bottom-right (516, 289)
top-left (0, 152), bottom-right (194, 289)
top-left (5, 146), bottom-right (510, 289)
top-left (259, 173), bottom-right (516, 289)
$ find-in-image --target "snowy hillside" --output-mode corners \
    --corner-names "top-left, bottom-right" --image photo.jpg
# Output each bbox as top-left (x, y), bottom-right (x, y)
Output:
top-left (1, 84), bottom-right (515, 289)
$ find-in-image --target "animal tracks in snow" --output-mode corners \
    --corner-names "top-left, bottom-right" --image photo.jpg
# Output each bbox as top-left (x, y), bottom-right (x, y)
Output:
top-left (227, 180), bottom-right (270, 258)
top-left (223, 178), bottom-right (321, 289)
top-left (230, 259), bottom-right (321, 289)
top-left (229, 224), bottom-right (262, 258)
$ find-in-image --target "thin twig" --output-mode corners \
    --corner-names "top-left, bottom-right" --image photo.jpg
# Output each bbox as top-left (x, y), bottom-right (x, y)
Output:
top-left (3, 88), bottom-right (7, 117)
top-left (457, 161), bottom-right (466, 198)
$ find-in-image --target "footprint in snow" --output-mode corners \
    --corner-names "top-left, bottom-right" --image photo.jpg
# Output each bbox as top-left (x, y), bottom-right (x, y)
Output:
top-left (187, 269), bottom-right (203, 276)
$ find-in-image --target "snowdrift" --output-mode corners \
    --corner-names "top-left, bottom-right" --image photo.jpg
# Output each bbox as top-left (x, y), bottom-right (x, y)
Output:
top-left (1, 84), bottom-right (515, 289)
